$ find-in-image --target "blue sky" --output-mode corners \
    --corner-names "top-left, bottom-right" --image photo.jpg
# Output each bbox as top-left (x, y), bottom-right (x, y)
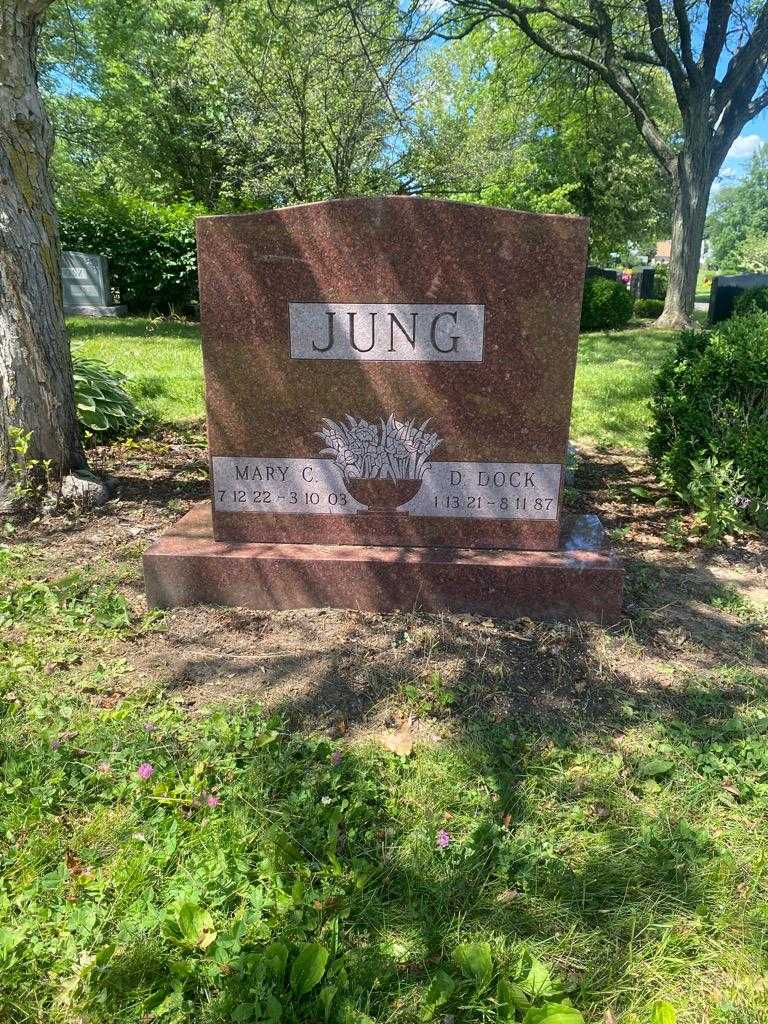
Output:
top-left (714, 112), bottom-right (768, 194)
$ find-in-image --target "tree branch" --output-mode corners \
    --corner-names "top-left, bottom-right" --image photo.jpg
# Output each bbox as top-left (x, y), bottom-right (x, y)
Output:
top-left (644, 0), bottom-right (689, 106)
top-left (699, 0), bottom-right (732, 87)
top-left (671, 0), bottom-right (698, 84)
top-left (712, 5), bottom-right (768, 120)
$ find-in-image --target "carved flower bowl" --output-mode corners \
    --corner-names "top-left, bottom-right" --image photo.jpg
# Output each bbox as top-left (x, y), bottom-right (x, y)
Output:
top-left (344, 477), bottom-right (422, 513)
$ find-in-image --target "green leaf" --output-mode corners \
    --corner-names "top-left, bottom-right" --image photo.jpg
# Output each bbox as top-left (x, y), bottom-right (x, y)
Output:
top-left (255, 730), bottom-right (279, 748)
top-left (522, 1001), bottom-right (584, 1024)
top-left (636, 758), bottom-right (675, 779)
top-left (521, 958), bottom-right (557, 999)
top-left (454, 940), bottom-right (493, 990)
top-left (290, 943), bottom-right (329, 996)
top-left (78, 410), bottom-right (110, 431)
top-left (265, 993), bottom-right (283, 1020)
top-left (421, 971), bottom-right (456, 1019)
top-left (162, 901), bottom-right (217, 950)
top-left (651, 1001), bottom-right (677, 1024)
top-left (265, 941), bottom-right (289, 980)
top-left (317, 984), bottom-right (337, 1022)
top-left (496, 978), bottom-right (529, 1019)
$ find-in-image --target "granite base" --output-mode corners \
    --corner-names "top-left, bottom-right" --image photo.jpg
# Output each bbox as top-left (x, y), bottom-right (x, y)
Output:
top-left (144, 503), bottom-right (623, 623)
top-left (64, 304), bottom-right (128, 318)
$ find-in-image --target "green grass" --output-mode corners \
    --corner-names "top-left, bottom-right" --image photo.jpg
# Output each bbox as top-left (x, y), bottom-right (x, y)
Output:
top-left (68, 317), bottom-right (675, 450)
top-left (571, 327), bottom-right (674, 448)
top-left (1, 546), bottom-right (767, 1024)
top-left (69, 317), bottom-right (205, 424)
top-left (696, 268), bottom-right (712, 305)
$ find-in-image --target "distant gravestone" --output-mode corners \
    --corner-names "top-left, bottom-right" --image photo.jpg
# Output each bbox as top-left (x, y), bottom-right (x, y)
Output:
top-left (144, 197), bottom-right (623, 621)
top-left (709, 272), bottom-right (768, 324)
top-left (61, 251), bottom-right (127, 317)
top-left (585, 265), bottom-right (618, 282)
top-left (630, 267), bottom-right (655, 299)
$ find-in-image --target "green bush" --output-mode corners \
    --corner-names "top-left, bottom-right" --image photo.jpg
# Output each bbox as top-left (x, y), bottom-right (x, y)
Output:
top-left (648, 312), bottom-right (768, 538)
top-left (733, 285), bottom-right (768, 317)
top-left (59, 194), bottom-right (202, 314)
top-left (634, 298), bottom-right (665, 318)
top-left (580, 276), bottom-right (634, 331)
top-left (72, 354), bottom-right (143, 439)
top-left (652, 264), bottom-right (668, 300)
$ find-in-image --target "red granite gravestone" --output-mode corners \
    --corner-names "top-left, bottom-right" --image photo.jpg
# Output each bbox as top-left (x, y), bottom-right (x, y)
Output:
top-left (145, 197), bottom-right (623, 621)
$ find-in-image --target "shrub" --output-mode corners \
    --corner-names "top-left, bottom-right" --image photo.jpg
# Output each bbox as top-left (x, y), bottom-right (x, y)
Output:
top-left (652, 264), bottom-right (668, 300)
top-left (580, 276), bottom-right (634, 331)
top-left (72, 355), bottom-right (143, 439)
top-left (634, 298), bottom-right (665, 318)
top-left (59, 194), bottom-right (202, 314)
top-left (733, 285), bottom-right (768, 317)
top-left (648, 312), bottom-right (768, 538)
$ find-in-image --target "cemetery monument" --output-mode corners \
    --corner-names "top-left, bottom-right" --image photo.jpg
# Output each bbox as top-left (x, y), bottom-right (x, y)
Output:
top-left (144, 197), bottom-right (623, 620)
top-left (61, 251), bottom-right (127, 317)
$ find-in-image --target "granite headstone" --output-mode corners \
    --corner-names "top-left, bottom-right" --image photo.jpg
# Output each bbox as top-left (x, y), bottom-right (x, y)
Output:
top-left (145, 198), bottom-right (623, 621)
top-left (708, 272), bottom-right (768, 324)
top-left (585, 266), bottom-right (618, 282)
top-left (630, 267), bottom-right (655, 299)
top-left (61, 251), bottom-right (127, 317)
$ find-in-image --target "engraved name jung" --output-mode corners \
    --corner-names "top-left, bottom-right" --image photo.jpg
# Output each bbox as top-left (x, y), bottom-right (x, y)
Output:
top-left (289, 303), bottom-right (485, 361)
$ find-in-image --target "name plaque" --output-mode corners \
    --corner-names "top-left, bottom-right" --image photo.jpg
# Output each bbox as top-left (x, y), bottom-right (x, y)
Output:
top-left (212, 457), bottom-right (560, 521)
top-left (289, 302), bottom-right (485, 361)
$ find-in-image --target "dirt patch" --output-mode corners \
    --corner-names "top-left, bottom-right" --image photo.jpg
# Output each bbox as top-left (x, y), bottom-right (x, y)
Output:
top-left (6, 430), bottom-right (767, 734)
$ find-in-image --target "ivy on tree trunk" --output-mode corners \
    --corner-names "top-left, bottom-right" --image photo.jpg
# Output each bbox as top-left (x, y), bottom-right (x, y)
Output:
top-left (0, 0), bottom-right (86, 481)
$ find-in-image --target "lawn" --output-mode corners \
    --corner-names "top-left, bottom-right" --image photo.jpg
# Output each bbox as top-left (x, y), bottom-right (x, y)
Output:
top-left (70, 317), bottom-right (205, 425)
top-left (1, 528), bottom-right (767, 1024)
top-left (7, 315), bottom-right (758, 1024)
top-left (571, 326), bottom-right (675, 448)
top-left (69, 317), bottom-right (675, 449)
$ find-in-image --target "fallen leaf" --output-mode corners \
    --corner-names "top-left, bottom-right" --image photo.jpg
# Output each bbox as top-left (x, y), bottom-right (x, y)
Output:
top-left (722, 778), bottom-right (742, 799)
top-left (378, 728), bottom-right (413, 757)
top-left (65, 850), bottom-right (86, 877)
top-left (604, 1011), bottom-right (617, 1024)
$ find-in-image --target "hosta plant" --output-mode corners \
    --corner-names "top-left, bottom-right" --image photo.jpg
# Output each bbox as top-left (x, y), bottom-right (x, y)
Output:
top-left (72, 354), bottom-right (143, 438)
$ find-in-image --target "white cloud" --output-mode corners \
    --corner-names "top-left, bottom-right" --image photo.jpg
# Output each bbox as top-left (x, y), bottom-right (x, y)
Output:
top-left (727, 133), bottom-right (764, 159)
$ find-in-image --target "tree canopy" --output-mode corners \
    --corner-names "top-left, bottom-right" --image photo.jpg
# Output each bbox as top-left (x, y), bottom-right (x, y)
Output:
top-left (708, 144), bottom-right (768, 272)
top-left (403, 24), bottom-right (674, 259)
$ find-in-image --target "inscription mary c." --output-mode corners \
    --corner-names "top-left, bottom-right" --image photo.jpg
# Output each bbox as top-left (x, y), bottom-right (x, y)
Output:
top-left (289, 302), bottom-right (485, 362)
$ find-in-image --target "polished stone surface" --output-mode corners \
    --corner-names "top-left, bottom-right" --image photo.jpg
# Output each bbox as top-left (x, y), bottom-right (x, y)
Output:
top-left (197, 197), bottom-right (588, 551)
top-left (144, 503), bottom-right (623, 623)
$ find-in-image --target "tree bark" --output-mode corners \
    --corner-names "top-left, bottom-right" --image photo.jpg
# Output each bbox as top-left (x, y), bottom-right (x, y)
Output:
top-left (0, 0), bottom-right (86, 481)
top-left (656, 148), bottom-right (714, 330)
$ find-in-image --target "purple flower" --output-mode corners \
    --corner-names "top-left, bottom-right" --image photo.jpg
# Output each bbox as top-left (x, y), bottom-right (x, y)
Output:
top-left (330, 750), bottom-right (343, 766)
top-left (137, 762), bottom-right (154, 780)
top-left (206, 794), bottom-right (221, 808)
top-left (50, 739), bottom-right (62, 751)
top-left (143, 722), bottom-right (158, 733)
top-left (436, 829), bottom-right (451, 849)
top-left (97, 761), bottom-right (112, 775)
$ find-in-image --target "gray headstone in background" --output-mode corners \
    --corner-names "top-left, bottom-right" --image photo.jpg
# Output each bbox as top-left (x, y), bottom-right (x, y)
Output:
top-left (630, 266), bottom-right (655, 299)
top-left (709, 272), bottom-right (768, 324)
top-left (60, 251), bottom-right (127, 317)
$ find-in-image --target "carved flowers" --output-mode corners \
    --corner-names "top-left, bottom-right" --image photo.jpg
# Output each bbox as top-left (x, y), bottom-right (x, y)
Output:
top-left (318, 414), bottom-right (441, 480)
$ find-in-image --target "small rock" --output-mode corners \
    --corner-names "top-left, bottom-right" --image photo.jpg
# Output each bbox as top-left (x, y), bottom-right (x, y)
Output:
top-left (61, 471), bottom-right (110, 507)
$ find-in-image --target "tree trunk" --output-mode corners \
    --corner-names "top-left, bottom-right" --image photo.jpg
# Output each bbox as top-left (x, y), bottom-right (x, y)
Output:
top-left (656, 151), bottom-right (713, 330)
top-left (0, 0), bottom-right (86, 482)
